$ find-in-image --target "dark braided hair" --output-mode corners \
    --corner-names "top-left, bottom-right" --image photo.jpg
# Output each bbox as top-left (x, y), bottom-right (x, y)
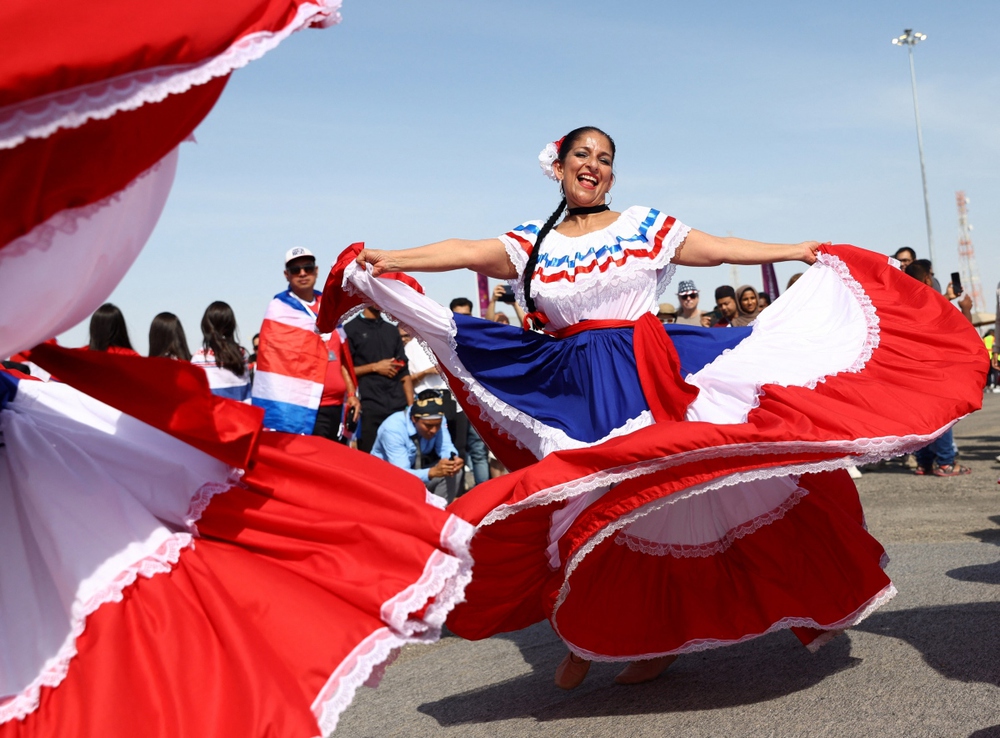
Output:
top-left (200, 301), bottom-right (246, 377)
top-left (523, 126), bottom-right (616, 327)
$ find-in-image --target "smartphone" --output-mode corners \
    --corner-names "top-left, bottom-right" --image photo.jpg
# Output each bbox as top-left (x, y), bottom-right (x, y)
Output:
top-left (391, 358), bottom-right (406, 369)
top-left (951, 271), bottom-right (963, 296)
top-left (497, 285), bottom-right (516, 304)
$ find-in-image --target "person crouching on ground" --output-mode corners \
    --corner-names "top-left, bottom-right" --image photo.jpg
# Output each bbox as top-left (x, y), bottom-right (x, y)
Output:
top-left (371, 389), bottom-right (465, 503)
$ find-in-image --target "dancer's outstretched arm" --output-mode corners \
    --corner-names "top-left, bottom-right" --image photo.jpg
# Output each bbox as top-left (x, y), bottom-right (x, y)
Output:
top-left (674, 230), bottom-right (822, 267)
top-left (357, 238), bottom-right (516, 279)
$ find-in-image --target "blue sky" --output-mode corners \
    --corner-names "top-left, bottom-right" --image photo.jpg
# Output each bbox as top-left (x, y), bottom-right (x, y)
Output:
top-left (60, 0), bottom-right (1000, 351)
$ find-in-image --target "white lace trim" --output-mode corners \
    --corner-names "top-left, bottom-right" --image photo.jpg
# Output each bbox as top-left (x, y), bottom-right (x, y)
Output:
top-left (183, 475), bottom-right (241, 535)
top-left (424, 490), bottom-right (447, 510)
top-left (802, 253), bottom-right (881, 390)
top-left (477, 422), bottom-right (958, 530)
top-left (613, 485), bottom-right (809, 558)
top-left (0, 533), bottom-right (193, 723)
top-left (312, 513), bottom-right (475, 735)
top-left (548, 456), bottom-right (905, 652)
top-left (1, 153), bottom-right (171, 256)
top-left (561, 583), bottom-right (897, 663)
top-left (0, 1), bottom-right (343, 150)
top-left (0, 473), bottom-right (240, 724)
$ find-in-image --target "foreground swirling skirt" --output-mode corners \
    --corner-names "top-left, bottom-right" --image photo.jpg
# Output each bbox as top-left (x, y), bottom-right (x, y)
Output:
top-left (0, 353), bottom-right (472, 737)
top-left (322, 243), bottom-right (986, 659)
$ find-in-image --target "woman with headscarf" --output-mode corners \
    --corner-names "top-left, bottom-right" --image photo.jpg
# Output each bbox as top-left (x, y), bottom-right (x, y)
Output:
top-left (732, 284), bottom-right (762, 327)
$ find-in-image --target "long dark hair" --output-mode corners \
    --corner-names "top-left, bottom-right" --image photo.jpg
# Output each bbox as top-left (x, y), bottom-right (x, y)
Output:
top-left (200, 301), bottom-right (246, 377)
top-left (148, 312), bottom-right (192, 361)
top-left (88, 303), bottom-right (133, 352)
top-left (523, 126), bottom-right (616, 327)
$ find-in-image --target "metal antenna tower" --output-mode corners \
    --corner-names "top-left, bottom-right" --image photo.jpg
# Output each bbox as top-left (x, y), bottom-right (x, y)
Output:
top-left (955, 191), bottom-right (985, 313)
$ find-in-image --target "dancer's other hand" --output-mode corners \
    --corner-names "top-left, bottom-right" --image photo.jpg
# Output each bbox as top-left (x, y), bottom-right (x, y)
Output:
top-left (356, 248), bottom-right (394, 277)
top-left (799, 241), bottom-right (827, 265)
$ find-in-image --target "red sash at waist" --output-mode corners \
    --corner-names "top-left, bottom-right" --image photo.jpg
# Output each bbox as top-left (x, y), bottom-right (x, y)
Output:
top-left (545, 315), bottom-right (699, 423)
top-left (544, 319), bottom-right (635, 340)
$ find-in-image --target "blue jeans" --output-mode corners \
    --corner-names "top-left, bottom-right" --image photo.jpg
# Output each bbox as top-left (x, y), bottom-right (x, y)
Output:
top-left (916, 428), bottom-right (956, 469)
top-left (466, 424), bottom-right (490, 487)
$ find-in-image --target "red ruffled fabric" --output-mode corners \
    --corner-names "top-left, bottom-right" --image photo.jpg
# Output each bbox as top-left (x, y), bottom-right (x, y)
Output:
top-left (5, 349), bottom-right (472, 737)
top-left (444, 245), bottom-right (986, 657)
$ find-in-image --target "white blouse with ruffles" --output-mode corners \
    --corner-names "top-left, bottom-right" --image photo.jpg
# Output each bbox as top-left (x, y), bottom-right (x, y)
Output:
top-left (498, 206), bottom-right (691, 331)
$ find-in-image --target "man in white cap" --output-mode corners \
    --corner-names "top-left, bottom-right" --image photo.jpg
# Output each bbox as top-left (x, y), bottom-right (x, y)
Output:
top-left (252, 247), bottom-right (360, 436)
top-left (674, 280), bottom-right (703, 326)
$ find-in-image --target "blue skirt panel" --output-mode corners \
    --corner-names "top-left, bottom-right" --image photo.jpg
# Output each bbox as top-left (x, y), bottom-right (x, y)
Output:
top-left (453, 315), bottom-right (646, 444)
top-left (664, 324), bottom-right (753, 377)
top-left (452, 315), bottom-right (753, 446)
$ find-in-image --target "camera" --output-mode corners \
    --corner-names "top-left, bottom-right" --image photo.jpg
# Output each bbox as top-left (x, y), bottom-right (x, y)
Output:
top-left (497, 285), bottom-right (516, 304)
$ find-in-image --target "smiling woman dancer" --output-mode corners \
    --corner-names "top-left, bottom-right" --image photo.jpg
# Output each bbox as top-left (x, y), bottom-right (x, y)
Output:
top-left (320, 126), bottom-right (985, 689)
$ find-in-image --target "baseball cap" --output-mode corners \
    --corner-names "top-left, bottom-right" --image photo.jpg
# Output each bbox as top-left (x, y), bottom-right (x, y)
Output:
top-left (677, 280), bottom-right (698, 296)
top-left (284, 247), bottom-right (315, 266)
top-left (411, 389), bottom-right (445, 419)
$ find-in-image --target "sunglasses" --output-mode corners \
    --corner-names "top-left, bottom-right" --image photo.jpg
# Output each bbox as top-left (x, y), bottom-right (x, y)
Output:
top-left (679, 293), bottom-right (698, 299)
top-left (287, 264), bottom-right (317, 275)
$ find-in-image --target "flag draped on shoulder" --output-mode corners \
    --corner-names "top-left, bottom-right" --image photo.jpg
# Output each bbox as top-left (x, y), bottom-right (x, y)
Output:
top-left (252, 290), bottom-right (327, 434)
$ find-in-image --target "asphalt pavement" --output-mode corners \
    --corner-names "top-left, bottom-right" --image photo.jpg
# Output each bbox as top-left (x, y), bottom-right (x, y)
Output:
top-left (337, 394), bottom-right (1000, 738)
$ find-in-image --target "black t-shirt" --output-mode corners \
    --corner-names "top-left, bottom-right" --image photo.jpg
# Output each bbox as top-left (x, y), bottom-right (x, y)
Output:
top-left (344, 313), bottom-right (409, 416)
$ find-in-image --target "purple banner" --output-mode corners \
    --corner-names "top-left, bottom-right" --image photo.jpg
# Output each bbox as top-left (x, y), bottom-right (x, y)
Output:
top-left (477, 273), bottom-right (491, 317)
top-left (761, 263), bottom-right (780, 299)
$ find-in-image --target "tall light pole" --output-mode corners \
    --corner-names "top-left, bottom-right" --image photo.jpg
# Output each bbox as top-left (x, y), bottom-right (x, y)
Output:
top-left (892, 29), bottom-right (934, 264)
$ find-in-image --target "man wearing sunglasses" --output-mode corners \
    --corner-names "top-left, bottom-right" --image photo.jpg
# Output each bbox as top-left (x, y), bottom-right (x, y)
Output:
top-left (674, 280), bottom-right (704, 326)
top-left (252, 247), bottom-right (360, 437)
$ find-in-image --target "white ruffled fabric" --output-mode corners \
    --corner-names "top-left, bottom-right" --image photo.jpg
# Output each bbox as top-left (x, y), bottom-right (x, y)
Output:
top-left (0, 375), bottom-right (477, 732)
top-left (0, 379), bottom-right (235, 721)
top-left (0, 147), bottom-right (178, 359)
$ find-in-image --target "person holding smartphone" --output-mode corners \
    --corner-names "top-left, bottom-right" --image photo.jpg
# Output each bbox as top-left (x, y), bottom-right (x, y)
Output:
top-left (485, 283), bottom-right (526, 326)
top-left (344, 304), bottom-right (414, 453)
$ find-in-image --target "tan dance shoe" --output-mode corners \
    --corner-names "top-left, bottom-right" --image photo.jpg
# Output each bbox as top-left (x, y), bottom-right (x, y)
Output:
top-left (554, 652), bottom-right (591, 690)
top-left (614, 655), bottom-right (678, 685)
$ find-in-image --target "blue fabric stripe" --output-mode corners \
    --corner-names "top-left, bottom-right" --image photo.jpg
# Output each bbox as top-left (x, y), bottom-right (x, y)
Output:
top-left (0, 371), bottom-right (19, 410)
top-left (636, 208), bottom-right (658, 240)
top-left (664, 324), bottom-right (753, 377)
top-left (533, 208), bottom-right (660, 271)
top-left (273, 289), bottom-right (322, 316)
top-left (452, 314), bottom-right (649, 444)
top-left (211, 384), bottom-right (252, 402)
top-left (253, 397), bottom-right (317, 435)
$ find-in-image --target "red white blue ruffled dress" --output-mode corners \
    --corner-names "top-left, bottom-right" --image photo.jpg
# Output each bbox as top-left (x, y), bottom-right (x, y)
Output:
top-left (323, 205), bottom-right (986, 661)
top-left (0, 348), bottom-right (473, 738)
